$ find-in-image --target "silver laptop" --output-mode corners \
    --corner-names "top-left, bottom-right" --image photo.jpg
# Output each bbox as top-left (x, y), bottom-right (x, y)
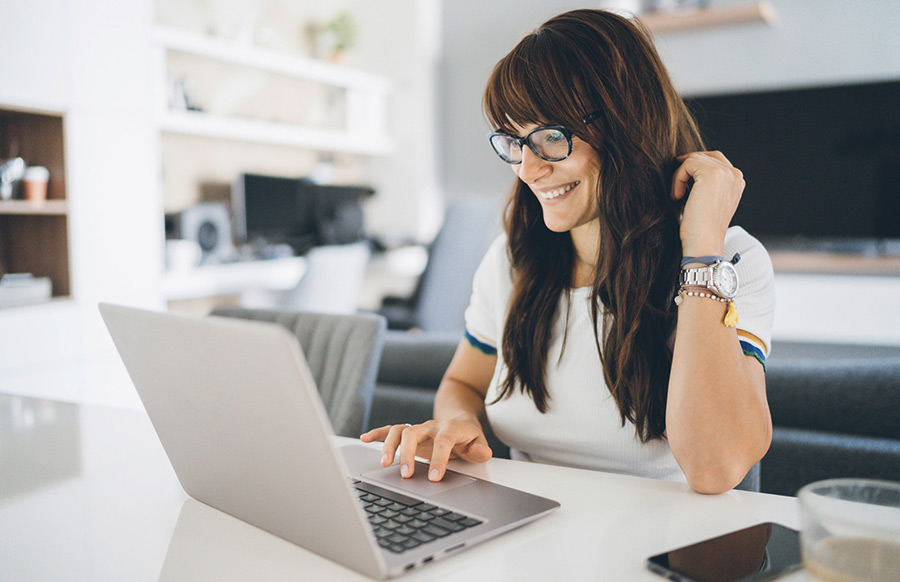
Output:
top-left (99, 303), bottom-right (559, 579)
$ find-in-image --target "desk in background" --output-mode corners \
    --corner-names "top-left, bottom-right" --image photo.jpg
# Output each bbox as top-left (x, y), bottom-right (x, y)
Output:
top-left (0, 392), bottom-right (802, 581)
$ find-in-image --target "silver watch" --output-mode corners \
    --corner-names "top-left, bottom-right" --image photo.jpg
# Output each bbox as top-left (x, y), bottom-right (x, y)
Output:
top-left (679, 260), bottom-right (739, 299)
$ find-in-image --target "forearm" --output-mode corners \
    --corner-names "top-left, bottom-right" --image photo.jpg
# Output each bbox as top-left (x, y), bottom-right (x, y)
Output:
top-left (667, 297), bottom-right (772, 493)
top-left (433, 378), bottom-right (489, 429)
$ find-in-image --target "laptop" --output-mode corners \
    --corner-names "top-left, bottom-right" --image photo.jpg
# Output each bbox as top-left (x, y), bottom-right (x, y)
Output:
top-left (99, 303), bottom-right (559, 579)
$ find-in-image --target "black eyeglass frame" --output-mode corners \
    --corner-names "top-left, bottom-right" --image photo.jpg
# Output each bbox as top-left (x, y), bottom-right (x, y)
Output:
top-left (487, 125), bottom-right (574, 165)
top-left (486, 110), bottom-right (603, 165)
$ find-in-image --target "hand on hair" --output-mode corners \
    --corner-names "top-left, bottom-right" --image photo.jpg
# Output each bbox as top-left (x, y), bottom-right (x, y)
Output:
top-left (360, 419), bottom-right (493, 482)
top-left (671, 151), bottom-right (745, 257)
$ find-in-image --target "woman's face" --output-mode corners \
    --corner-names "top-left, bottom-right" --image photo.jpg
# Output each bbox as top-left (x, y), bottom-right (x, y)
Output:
top-left (510, 122), bottom-right (602, 235)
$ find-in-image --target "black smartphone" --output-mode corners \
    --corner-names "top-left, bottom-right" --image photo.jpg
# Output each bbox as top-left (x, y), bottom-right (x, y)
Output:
top-left (646, 522), bottom-right (802, 582)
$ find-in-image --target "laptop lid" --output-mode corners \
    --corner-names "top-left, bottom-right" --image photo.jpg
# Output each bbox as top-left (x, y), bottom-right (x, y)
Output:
top-left (100, 303), bottom-right (386, 578)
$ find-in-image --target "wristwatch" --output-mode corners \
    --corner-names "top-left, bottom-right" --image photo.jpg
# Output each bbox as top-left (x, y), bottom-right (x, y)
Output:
top-left (679, 259), bottom-right (740, 299)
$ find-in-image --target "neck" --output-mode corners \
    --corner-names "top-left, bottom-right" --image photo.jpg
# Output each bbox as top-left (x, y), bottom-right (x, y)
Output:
top-left (570, 220), bottom-right (601, 269)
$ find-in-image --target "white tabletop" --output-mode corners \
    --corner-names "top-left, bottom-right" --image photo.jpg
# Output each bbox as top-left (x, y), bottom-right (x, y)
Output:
top-left (0, 392), bottom-right (803, 581)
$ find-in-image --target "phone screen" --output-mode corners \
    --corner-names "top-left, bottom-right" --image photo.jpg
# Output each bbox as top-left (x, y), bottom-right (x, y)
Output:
top-left (646, 522), bottom-right (801, 582)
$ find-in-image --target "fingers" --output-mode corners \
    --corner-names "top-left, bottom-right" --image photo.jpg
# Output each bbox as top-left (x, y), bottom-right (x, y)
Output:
top-left (361, 421), bottom-right (492, 482)
top-left (360, 423), bottom-right (416, 468)
top-left (428, 435), bottom-right (493, 482)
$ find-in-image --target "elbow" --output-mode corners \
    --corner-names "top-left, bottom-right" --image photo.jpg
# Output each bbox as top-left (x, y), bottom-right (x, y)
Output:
top-left (685, 466), bottom-right (746, 495)
top-left (682, 444), bottom-right (770, 495)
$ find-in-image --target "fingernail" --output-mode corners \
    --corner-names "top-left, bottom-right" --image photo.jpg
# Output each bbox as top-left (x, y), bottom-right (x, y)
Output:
top-left (401, 464), bottom-right (411, 478)
top-left (429, 468), bottom-right (440, 481)
top-left (381, 453), bottom-right (389, 466)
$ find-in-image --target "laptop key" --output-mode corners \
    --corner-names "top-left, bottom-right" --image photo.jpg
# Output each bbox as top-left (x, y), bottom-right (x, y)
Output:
top-left (422, 524), bottom-right (451, 538)
top-left (430, 517), bottom-right (464, 533)
top-left (387, 533), bottom-right (409, 544)
top-left (389, 544), bottom-right (407, 553)
top-left (395, 525), bottom-right (416, 536)
top-left (411, 531), bottom-right (436, 544)
top-left (459, 517), bottom-right (482, 528)
top-left (444, 512), bottom-right (467, 521)
top-left (355, 482), bottom-right (424, 507)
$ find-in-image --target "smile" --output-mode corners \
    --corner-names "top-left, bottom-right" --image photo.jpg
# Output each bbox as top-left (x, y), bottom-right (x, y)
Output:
top-left (538, 181), bottom-right (579, 200)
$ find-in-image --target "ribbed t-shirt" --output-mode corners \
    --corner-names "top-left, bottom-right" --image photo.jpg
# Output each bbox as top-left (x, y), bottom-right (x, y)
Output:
top-left (463, 226), bottom-right (776, 481)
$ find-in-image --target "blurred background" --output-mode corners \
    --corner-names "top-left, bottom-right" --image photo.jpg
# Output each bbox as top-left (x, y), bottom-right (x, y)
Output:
top-left (1, 0), bottom-right (899, 406)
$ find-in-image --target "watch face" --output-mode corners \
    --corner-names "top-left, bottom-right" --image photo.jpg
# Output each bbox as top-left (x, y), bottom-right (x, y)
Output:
top-left (713, 262), bottom-right (739, 298)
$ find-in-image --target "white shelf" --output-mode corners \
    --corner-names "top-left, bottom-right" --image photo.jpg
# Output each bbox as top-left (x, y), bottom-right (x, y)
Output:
top-left (640, 1), bottom-right (777, 34)
top-left (153, 27), bottom-right (389, 92)
top-left (159, 110), bottom-right (392, 155)
top-left (162, 256), bottom-right (306, 301)
top-left (152, 26), bottom-right (392, 156)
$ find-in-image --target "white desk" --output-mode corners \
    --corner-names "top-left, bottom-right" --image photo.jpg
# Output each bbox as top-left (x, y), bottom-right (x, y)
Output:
top-left (162, 257), bottom-right (307, 301)
top-left (0, 393), bottom-right (803, 581)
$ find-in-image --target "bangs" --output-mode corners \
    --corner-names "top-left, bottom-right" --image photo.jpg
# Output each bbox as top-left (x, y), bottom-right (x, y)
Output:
top-left (484, 30), bottom-right (595, 135)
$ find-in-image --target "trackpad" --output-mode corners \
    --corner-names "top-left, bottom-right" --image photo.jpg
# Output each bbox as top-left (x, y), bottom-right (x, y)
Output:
top-left (362, 461), bottom-right (475, 497)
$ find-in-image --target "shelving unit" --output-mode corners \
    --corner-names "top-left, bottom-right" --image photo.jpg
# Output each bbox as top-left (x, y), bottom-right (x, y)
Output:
top-left (152, 26), bottom-right (392, 155)
top-left (640, 1), bottom-right (777, 34)
top-left (0, 106), bottom-right (70, 302)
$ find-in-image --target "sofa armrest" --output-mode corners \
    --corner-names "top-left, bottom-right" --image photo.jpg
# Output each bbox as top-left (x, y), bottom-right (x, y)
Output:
top-left (765, 357), bottom-right (900, 440)
top-left (376, 331), bottom-right (460, 386)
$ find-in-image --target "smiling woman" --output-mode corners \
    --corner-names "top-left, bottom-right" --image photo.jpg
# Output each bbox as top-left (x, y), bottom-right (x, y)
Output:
top-left (363, 9), bottom-right (775, 495)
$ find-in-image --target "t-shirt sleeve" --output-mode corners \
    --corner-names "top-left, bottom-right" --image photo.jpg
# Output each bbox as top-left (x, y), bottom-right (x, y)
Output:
top-left (724, 226), bottom-right (776, 367)
top-left (463, 234), bottom-right (509, 355)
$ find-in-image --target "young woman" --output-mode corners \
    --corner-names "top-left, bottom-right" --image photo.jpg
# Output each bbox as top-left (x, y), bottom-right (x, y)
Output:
top-left (362, 9), bottom-right (775, 494)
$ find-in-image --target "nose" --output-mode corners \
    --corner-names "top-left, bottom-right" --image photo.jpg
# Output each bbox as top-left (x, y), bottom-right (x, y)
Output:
top-left (515, 144), bottom-right (552, 184)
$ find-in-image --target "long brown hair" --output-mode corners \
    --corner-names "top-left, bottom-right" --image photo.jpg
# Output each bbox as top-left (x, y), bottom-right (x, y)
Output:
top-left (483, 10), bottom-right (704, 442)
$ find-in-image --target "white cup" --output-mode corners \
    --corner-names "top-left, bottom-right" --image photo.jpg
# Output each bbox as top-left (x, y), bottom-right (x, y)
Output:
top-left (23, 166), bottom-right (50, 203)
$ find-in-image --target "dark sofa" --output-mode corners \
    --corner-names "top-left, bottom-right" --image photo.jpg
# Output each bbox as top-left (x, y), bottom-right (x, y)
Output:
top-left (369, 334), bottom-right (900, 495)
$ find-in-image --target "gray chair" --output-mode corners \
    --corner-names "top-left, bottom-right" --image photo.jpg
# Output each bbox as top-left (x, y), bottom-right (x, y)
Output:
top-left (378, 198), bottom-right (501, 332)
top-left (210, 306), bottom-right (386, 438)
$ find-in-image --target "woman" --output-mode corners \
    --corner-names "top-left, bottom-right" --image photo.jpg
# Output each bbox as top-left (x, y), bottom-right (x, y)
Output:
top-left (362, 9), bottom-right (775, 494)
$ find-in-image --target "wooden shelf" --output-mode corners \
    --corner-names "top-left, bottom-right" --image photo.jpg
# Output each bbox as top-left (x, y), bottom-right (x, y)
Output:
top-left (0, 200), bottom-right (69, 215)
top-left (640, 1), bottom-right (776, 34)
top-left (0, 108), bottom-right (70, 299)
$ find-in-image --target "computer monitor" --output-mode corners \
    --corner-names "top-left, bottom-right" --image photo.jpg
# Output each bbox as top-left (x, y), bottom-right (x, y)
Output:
top-left (232, 173), bottom-right (373, 254)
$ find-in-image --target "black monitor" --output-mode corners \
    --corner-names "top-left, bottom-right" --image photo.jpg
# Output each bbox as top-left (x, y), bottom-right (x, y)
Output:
top-left (232, 173), bottom-right (374, 254)
top-left (685, 78), bottom-right (900, 251)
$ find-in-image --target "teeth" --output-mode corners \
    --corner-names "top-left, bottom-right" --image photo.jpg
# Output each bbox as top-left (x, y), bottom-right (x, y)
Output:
top-left (539, 181), bottom-right (579, 200)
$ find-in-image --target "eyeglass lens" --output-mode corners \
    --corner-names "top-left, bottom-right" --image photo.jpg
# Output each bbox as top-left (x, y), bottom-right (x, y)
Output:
top-left (490, 127), bottom-right (571, 163)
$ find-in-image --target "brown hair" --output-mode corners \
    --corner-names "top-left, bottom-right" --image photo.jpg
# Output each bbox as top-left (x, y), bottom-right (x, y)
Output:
top-left (483, 9), bottom-right (704, 442)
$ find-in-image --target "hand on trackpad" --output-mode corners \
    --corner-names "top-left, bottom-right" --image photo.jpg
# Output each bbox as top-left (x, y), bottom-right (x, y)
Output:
top-left (362, 461), bottom-right (475, 497)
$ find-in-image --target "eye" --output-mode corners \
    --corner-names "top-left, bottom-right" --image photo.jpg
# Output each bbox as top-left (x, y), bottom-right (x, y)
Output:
top-left (544, 130), bottom-right (566, 144)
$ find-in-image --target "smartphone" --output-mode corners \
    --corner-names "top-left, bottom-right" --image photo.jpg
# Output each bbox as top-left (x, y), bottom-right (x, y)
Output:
top-left (646, 522), bottom-right (802, 582)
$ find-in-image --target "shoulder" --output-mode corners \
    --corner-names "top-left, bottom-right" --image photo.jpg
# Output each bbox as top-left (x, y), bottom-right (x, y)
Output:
top-left (476, 233), bottom-right (511, 274)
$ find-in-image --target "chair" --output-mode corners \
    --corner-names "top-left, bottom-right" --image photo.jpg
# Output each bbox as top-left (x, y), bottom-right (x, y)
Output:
top-left (210, 306), bottom-right (386, 438)
top-left (282, 241), bottom-right (371, 314)
top-left (378, 198), bottom-right (501, 332)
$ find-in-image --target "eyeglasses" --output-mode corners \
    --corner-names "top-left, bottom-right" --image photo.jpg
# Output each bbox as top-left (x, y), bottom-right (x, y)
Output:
top-left (488, 126), bottom-right (574, 164)
top-left (487, 110), bottom-right (603, 165)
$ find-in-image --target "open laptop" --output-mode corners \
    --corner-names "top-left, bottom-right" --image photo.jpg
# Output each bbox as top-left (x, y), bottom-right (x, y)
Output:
top-left (99, 303), bottom-right (559, 579)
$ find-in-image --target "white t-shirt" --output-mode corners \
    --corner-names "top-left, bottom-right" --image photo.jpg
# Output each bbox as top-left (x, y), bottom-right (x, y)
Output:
top-left (463, 226), bottom-right (775, 481)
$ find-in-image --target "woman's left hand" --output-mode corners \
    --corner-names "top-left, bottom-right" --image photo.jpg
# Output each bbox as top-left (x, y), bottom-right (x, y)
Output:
top-left (671, 151), bottom-right (745, 258)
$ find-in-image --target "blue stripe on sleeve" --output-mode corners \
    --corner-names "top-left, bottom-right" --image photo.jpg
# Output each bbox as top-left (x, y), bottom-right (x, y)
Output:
top-left (739, 340), bottom-right (766, 371)
top-left (464, 328), bottom-right (497, 356)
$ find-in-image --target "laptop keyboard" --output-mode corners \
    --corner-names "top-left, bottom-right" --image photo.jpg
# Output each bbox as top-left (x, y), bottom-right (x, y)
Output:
top-left (352, 479), bottom-right (483, 554)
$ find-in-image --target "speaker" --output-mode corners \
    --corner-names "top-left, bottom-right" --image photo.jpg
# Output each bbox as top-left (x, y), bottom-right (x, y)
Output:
top-left (165, 203), bottom-right (233, 264)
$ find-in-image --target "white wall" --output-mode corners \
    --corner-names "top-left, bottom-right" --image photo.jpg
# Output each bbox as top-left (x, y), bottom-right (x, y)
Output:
top-left (437, 0), bottom-right (900, 345)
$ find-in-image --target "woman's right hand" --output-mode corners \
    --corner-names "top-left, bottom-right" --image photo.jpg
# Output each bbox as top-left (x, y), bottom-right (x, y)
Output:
top-left (360, 419), bottom-right (493, 482)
